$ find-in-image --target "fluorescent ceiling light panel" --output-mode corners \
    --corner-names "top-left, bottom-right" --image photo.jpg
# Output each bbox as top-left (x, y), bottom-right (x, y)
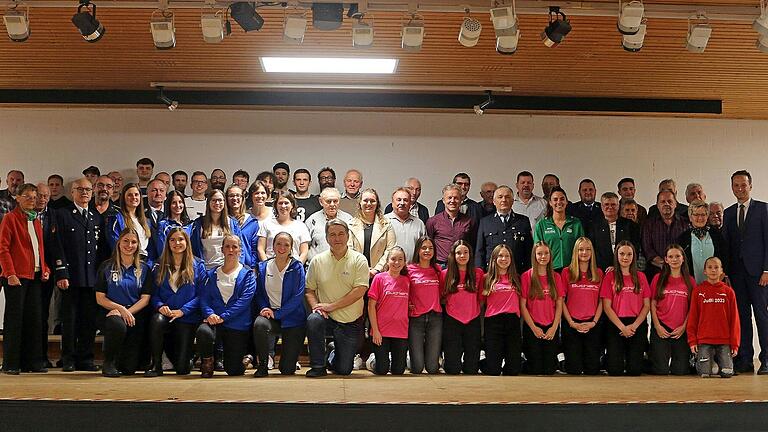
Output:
top-left (260, 57), bottom-right (397, 73)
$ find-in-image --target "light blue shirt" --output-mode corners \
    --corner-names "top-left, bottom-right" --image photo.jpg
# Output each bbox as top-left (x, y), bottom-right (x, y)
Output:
top-left (691, 232), bottom-right (715, 284)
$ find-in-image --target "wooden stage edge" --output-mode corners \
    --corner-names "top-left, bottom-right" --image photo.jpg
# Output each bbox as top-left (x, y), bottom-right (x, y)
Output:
top-left (1, 370), bottom-right (767, 405)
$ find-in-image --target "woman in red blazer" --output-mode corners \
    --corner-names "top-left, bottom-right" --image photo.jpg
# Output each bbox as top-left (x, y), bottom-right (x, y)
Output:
top-left (0, 183), bottom-right (51, 374)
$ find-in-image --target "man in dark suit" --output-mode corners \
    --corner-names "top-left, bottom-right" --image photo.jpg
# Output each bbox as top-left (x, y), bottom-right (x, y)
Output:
top-left (475, 185), bottom-right (532, 272)
top-left (722, 170), bottom-right (768, 375)
top-left (435, 172), bottom-right (483, 227)
top-left (567, 179), bottom-right (605, 228)
top-left (35, 183), bottom-right (56, 368)
top-left (51, 178), bottom-right (106, 372)
top-left (587, 192), bottom-right (640, 271)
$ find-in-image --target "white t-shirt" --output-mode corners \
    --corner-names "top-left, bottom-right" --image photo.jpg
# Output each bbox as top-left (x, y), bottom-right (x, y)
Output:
top-left (129, 214), bottom-right (150, 256)
top-left (257, 218), bottom-right (310, 259)
top-left (265, 259), bottom-right (287, 309)
top-left (185, 197), bottom-right (207, 221)
top-left (202, 227), bottom-right (224, 270)
top-left (216, 263), bottom-right (242, 304)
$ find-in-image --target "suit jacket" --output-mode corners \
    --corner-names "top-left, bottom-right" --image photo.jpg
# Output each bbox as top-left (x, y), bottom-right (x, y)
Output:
top-left (567, 201), bottom-right (605, 228)
top-left (475, 212), bottom-right (532, 272)
top-left (587, 217), bottom-right (641, 270)
top-left (435, 198), bottom-right (483, 227)
top-left (677, 227), bottom-right (729, 276)
top-left (347, 217), bottom-right (397, 272)
top-left (38, 207), bottom-right (57, 268)
top-left (51, 202), bottom-right (106, 287)
top-left (723, 199), bottom-right (768, 277)
top-left (384, 202), bottom-right (429, 225)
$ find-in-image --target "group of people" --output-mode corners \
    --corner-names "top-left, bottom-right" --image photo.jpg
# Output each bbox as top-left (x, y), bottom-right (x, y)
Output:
top-left (0, 158), bottom-right (761, 379)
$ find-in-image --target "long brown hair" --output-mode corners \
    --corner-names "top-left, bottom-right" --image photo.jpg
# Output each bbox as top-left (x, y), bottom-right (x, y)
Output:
top-left (202, 189), bottom-right (232, 239)
top-left (529, 241), bottom-right (558, 300)
top-left (567, 237), bottom-right (601, 284)
top-left (654, 243), bottom-right (694, 300)
top-left (226, 184), bottom-right (247, 226)
top-left (356, 188), bottom-right (386, 228)
top-left (444, 240), bottom-right (477, 295)
top-left (613, 240), bottom-right (640, 293)
top-left (119, 183), bottom-right (151, 239)
top-left (484, 244), bottom-right (521, 296)
top-left (155, 227), bottom-right (195, 287)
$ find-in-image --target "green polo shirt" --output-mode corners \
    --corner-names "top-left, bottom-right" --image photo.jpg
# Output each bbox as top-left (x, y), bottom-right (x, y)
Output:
top-left (533, 216), bottom-right (584, 270)
top-left (306, 247), bottom-right (370, 323)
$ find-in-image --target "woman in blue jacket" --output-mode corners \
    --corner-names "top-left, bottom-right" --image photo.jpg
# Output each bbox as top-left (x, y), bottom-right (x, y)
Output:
top-left (107, 183), bottom-right (153, 262)
top-left (252, 232), bottom-right (307, 377)
top-left (240, 180), bottom-right (272, 268)
top-left (145, 227), bottom-right (206, 377)
top-left (196, 234), bottom-right (256, 377)
top-left (95, 228), bottom-right (153, 378)
top-left (152, 190), bottom-right (190, 260)
top-left (188, 189), bottom-right (244, 269)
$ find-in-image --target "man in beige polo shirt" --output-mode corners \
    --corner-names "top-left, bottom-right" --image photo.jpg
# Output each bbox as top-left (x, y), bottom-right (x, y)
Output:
top-left (305, 219), bottom-right (369, 377)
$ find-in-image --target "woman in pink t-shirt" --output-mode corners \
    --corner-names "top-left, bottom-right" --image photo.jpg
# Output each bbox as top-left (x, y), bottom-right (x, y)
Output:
top-left (481, 244), bottom-right (523, 376)
top-left (561, 237), bottom-right (603, 375)
top-left (407, 236), bottom-right (443, 374)
top-left (440, 240), bottom-right (484, 375)
top-left (600, 240), bottom-right (651, 376)
top-left (520, 242), bottom-right (564, 375)
top-left (368, 246), bottom-right (410, 375)
top-left (649, 244), bottom-right (695, 375)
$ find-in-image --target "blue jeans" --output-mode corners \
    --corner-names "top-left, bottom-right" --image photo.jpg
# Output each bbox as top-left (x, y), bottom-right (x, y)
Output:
top-left (696, 344), bottom-right (734, 377)
top-left (408, 311), bottom-right (443, 374)
top-left (306, 312), bottom-right (363, 375)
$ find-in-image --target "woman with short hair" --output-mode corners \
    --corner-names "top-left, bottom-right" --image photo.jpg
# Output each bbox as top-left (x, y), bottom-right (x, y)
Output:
top-left (677, 199), bottom-right (728, 284)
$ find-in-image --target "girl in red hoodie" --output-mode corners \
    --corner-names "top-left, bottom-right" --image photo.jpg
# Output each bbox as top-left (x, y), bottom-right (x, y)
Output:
top-left (687, 257), bottom-right (740, 378)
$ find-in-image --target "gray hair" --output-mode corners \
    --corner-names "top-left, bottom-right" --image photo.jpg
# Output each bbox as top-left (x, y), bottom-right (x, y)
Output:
top-left (325, 218), bottom-right (349, 236)
top-left (319, 187), bottom-right (341, 201)
top-left (685, 183), bottom-right (703, 196)
top-left (441, 184), bottom-right (462, 196)
top-left (688, 199), bottom-right (709, 217)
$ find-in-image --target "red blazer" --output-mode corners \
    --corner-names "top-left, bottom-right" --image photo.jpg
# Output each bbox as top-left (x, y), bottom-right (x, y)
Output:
top-left (0, 207), bottom-right (50, 280)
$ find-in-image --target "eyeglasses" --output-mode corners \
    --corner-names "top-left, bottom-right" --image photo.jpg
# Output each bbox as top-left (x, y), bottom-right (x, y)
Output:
top-left (75, 187), bottom-right (93, 193)
top-left (96, 183), bottom-right (114, 189)
top-left (319, 175), bottom-right (335, 181)
top-left (210, 198), bottom-right (225, 204)
top-left (211, 176), bottom-right (226, 181)
top-left (227, 194), bottom-right (243, 199)
top-left (19, 194), bottom-right (36, 200)
top-left (192, 180), bottom-right (207, 185)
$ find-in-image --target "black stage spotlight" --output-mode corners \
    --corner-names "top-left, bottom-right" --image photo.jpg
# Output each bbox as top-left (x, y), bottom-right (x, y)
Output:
top-left (157, 87), bottom-right (178, 111)
top-left (230, 2), bottom-right (263, 32)
top-left (541, 6), bottom-right (571, 47)
top-left (71, 0), bottom-right (104, 42)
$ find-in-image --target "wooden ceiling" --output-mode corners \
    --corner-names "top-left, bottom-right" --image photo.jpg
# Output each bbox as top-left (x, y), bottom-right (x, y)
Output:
top-left (1, 0), bottom-right (768, 117)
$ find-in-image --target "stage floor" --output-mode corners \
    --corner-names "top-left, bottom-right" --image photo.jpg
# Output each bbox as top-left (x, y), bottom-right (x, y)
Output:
top-left (1, 370), bottom-right (767, 405)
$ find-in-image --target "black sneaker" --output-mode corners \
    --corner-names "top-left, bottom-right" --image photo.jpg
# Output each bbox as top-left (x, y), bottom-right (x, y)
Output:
top-left (306, 367), bottom-right (327, 378)
top-left (253, 366), bottom-right (268, 378)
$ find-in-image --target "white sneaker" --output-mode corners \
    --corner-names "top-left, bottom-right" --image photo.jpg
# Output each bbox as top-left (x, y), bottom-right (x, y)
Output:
top-left (295, 362), bottom-right (301, 371)
top-left (268, 355), bottom-right (274, 370)
top-left (406, 352), bottom-right (411, 371)
top-left (353, 354), bottom-right (363, 370)
top-left (366, 353), bottom-right (376, 371)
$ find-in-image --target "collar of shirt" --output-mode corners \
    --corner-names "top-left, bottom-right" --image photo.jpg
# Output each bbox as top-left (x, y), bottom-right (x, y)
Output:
top-left (738, 198), bottom-right (752, 208)
top-left (342, 192), bottom-right (360, 200)
top-left (74, 203), bottom-right (88, 215)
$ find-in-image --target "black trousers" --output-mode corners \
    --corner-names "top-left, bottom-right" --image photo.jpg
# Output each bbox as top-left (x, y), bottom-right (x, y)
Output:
top-left (481, 313), bottom-right (522, 376)
top-left (60, 286), bottom-right (97, 367)
top-left (2, 276), bottom-right (43, 371)
top-left (196, 323), bottom-right (249, 376)
top-left (148, 313), bottom-right (197, 375)
top-left (562, 317), bottom-right (603, 375)
top-left (372, 337), bottom-right (408, 375)
top-left (101, 312), bottom-right (148, 375)
top-left (252, 316), bottom-right (305, 375)
top-left (442, 314), bottom-right (481, 375)
top-left (40, 278), bottom-right (54, 364)
top-left (522, 322), bottom-right (559, 375)
top-left (649, 321), bottom-right (691, 375)
top-left (605, 317), bottom-right (648, 376)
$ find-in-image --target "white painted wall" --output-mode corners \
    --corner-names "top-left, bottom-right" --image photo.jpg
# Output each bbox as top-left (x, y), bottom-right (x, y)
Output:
top-left (1, 108), bottom-right (766, 207)
top-left (0, 107), bottom-right (764, 358)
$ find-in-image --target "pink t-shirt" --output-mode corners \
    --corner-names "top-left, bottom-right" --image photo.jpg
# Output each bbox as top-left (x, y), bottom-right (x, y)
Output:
top-left (407, 264), bottom-right (442, 317)
top-left (440, 268), bottom-right (484, 324)
top-left (368, 272), bottom-right (410, 339)
top-left (651, 274), bottom-right (694, 330)
top-left (561, 267), bottom-right (603, 321)
top-left (521, 269), bottom-right (565, 326)
top-left (484, 274), bottom-right (521, 318)
top-left (599, 271), bottom-right (651, 318)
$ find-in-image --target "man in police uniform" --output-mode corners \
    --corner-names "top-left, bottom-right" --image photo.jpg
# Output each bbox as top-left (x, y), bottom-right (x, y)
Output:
top-left (475, 185), bottom-right (533, 272)
top-left (51, 178), bottom-right (106, 372)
